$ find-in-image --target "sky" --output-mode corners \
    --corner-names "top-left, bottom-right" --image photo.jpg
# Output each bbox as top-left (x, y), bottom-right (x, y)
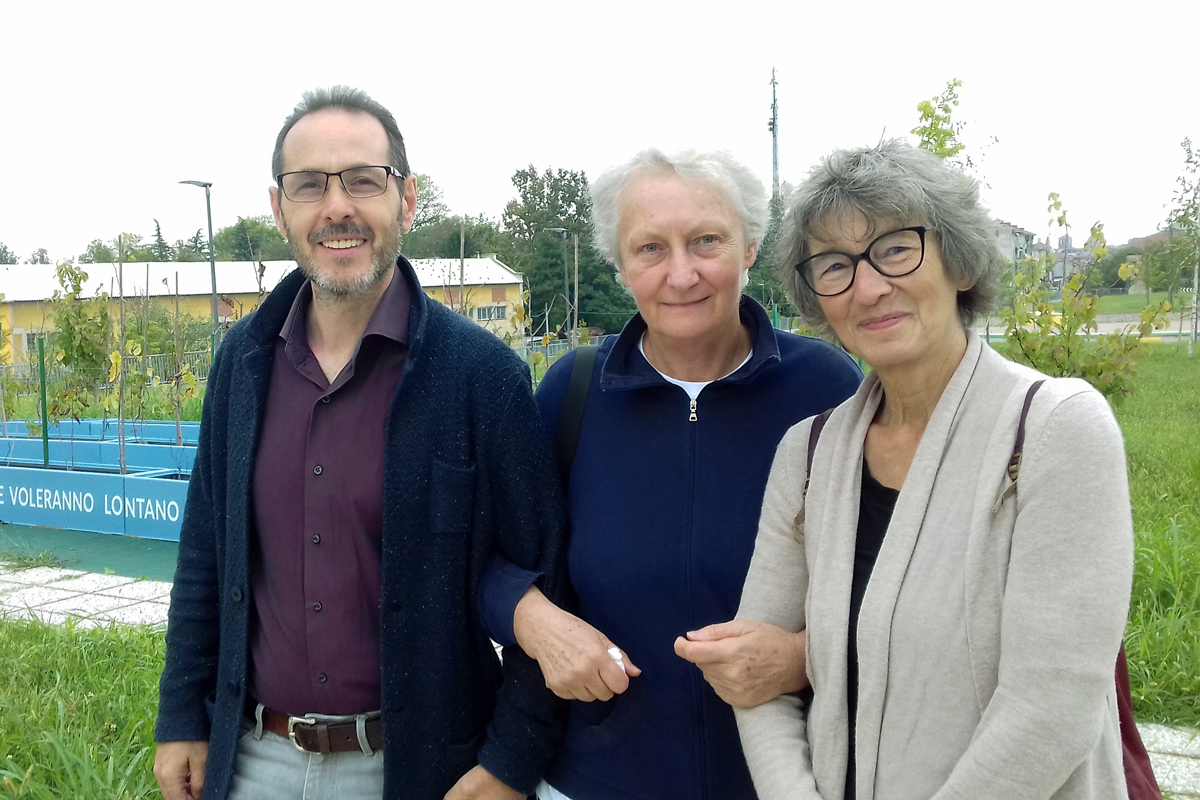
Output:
top-left (2, 0), bottom-right (1197, 266)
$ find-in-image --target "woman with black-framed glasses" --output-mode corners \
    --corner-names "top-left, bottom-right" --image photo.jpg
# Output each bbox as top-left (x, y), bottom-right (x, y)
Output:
top-left (732, 140), bottom-right (1135, 799)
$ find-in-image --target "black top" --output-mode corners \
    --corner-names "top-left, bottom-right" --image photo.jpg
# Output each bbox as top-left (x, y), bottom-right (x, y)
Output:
top-left (846, 459), bottom-right (900, 800)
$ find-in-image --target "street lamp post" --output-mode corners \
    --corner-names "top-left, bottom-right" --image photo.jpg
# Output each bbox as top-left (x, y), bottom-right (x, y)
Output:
top-left (544, 227), bottom-right (572, 347)
top-left (180, 180), bottom-right (220, 359)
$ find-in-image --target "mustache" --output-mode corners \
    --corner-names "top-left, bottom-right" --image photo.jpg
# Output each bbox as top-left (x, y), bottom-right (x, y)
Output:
top-left (308, 223), bottom-right (373, 245)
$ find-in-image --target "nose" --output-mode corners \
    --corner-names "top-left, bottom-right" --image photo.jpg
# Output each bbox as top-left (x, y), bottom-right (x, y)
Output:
top-left (849, 256), bottom-right (892, 304)
top-left (664, 248), bottom-right (699, 290)
top-left (317, 175), bottom-right (356, 221)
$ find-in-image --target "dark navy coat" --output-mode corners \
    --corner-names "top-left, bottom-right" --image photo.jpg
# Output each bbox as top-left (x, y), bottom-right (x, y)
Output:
top-left (155, 257), bottom-right (567, 799)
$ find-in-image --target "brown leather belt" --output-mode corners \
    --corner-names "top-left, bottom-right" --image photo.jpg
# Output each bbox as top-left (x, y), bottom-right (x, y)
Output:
top-left (252, 703), bottom-right (383, 754)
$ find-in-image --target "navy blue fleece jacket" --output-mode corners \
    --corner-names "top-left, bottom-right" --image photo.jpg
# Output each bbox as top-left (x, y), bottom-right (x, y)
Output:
top-left (483, 297), bottom-right (862, 800)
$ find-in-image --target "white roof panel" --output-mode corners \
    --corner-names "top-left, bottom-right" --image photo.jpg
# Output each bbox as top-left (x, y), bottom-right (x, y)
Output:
top-left (0, 257), bottom-right (522, 303)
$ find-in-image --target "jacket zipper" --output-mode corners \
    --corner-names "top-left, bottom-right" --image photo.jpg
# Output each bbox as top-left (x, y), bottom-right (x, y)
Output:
top-left (689, 398), bottom-right (697, 422)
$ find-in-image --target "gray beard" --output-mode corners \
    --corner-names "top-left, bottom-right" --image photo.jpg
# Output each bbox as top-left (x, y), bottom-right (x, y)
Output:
top-left (286, 219), bottom-right (403, 297)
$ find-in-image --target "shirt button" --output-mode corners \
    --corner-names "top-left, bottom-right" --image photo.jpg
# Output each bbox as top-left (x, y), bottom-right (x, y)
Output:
top-left (317, 673), bottom-right (328, 684)
top-left (321, 396), bottom-right (331, 404)
top-left (313, 465), bottom-right (323, 475)
top-left (313, 601), bottom-right (323, 612)
top-left (311, 534), bottom-right (321, 544)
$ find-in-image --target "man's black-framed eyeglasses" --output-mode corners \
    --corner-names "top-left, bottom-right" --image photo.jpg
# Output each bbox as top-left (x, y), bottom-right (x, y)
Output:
top-left (796, 226), bottom-right (929, 297)
top-left (275, 166), bottom-right (404, 203)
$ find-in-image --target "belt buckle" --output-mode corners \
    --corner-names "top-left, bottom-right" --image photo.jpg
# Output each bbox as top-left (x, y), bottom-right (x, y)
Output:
top-left (286, 715), bottom-right (318, 753)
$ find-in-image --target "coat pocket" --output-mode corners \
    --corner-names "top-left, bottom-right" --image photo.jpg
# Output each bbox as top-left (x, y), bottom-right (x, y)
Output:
top-left (430, 459), bottom-right (476, 535)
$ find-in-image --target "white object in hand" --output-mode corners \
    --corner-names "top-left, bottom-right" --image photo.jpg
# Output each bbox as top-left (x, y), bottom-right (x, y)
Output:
top-left (607, 646), bottom-right (627, 673)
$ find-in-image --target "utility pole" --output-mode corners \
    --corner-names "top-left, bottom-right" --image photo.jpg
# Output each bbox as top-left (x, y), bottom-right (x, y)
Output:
top-left (459, 217), bottom-right (467, 315)
top-left (768, 68), bottom-right (780, 200)
top-left (573, 234), bottom-right (580, 348)
top-left (1190, 254), bottom-right (1197, 356)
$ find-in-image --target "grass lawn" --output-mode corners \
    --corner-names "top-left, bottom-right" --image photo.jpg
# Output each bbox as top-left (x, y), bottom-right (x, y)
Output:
top-left (1054, 290), bottom-right (1195, 315)
top-left (1113, 343), bottom-right (1200, 725)
top-left (0, 342), bottom-right (1195, 794)
top-left (0, 619), bottom-right (164, 799)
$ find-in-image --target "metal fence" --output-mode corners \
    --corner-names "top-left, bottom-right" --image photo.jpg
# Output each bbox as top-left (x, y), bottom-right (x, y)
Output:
top-left (0, 350), bottom-right (212, 387)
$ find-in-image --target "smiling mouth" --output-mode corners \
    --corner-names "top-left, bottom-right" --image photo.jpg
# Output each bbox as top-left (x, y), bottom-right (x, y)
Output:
top-left (861, 313), bottom-right (905, 329)
top-left (321, 239), bottom-right (366, 250)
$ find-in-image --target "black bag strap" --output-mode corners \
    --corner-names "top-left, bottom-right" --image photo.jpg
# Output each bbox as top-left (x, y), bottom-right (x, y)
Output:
top-left (556, 345), bottom-right (600, 487)
top-left (803, 408), bottom-right (836, 499)
top-left (991, 379), bottom-right (1045, 513)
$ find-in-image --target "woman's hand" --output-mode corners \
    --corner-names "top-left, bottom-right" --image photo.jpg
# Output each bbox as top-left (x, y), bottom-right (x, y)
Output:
top-left (444, 765), bottom-right (525, 800)
top-left (673, 621), bottom-right (808, 708)
top-left (512, 586), bottom-right (641, 702)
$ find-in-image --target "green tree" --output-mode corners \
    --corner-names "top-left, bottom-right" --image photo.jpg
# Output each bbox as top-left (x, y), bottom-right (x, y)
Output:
top-left (26, 248), bottom-right (50, 264)
top-left (746, 194), bottom-right (796, 316)
top-left (499, 166), bottom-right (634, 336)
top-left (152, 219), bottom-right (173, 261)
top-left (0, 242), bottom-right (17, 264)
top-left (171, 229), bottom-right (208, 262)
top-left (502, 166), bottom-right (592, 247)
top-left (115, 233), bottom-right (156, 262)
top-left (1096, 244), bottom-right (1134, 290)
top-left (125, 303), bottom-right (211, 355)
top-left (912, 79), bottom-right (968, 165)
top-left (573, 244), bottom-right (637, 336)
top-left (48, 264), bottom-right (114, 421)
top-left (412, 173), bottom-right (450, 232)
top-left (1000, 207), bottom-right (1169, 403)
top-left (1136, 241), bottom-right (1186, 301)
top-left (214, 216), bottom-right (290, 261)
top-left (402, 214), bottom-right (517, 263)
top-left (1167, 137), bottom-right (1200, 355)
top-left (79, 239), bottom-right (116, 263)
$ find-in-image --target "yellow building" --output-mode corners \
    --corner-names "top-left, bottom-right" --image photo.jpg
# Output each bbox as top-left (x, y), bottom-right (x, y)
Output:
top-left (0, 257), bottom-right (527, 364)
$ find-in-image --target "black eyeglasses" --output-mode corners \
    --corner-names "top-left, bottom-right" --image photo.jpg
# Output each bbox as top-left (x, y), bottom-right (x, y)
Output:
top-left (275, 166), bottom-right (404, 203)
top-left (796, 226), bottom-right (928, 297)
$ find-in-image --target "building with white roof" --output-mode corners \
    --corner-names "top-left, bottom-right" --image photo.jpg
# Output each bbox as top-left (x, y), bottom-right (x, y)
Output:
top-left (0, 256), bottom-right (526, 363)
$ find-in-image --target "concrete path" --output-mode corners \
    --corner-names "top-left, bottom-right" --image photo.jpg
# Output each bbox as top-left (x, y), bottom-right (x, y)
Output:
top-left (1, 560), bottom-right (1198, 796)
top-left (0, 562), bottom-right (170, 628)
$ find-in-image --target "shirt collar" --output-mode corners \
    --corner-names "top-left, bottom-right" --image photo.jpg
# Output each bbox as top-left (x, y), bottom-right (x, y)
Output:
top-left (599, 295), bottom-right (782, 391)
top-left (278, 265), bottom-right (410, 349)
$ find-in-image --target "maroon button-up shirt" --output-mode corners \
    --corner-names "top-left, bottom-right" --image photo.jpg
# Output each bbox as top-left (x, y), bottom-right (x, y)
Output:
top-left (248, 268), bottom-right (409, 715)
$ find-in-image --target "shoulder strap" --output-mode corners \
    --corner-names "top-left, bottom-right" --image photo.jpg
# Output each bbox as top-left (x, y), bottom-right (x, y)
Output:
top-left (556, 345), bottom-right (600, 487)
top-left (991, 379), bottom-right (1045, 513)
top-left (803, 408), bottom-right (836, 498)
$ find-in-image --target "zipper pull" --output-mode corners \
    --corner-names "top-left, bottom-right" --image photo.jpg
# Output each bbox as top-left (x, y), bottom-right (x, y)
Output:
top-left (689, 398), bottom-right (697, 422)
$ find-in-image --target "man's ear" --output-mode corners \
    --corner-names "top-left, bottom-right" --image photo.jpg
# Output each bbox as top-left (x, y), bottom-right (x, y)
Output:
top-left (269, 186), bottom-right (287, 238)
top-left (400, 175), bottom-right (418, 233)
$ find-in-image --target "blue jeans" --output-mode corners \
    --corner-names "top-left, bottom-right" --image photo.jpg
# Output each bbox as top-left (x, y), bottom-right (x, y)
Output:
top-left (227, 716), bottom-right (384, 800)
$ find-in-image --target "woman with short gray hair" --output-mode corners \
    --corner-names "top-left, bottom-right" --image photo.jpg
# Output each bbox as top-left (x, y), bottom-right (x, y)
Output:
top-left (482, 148), bottom-right (862, 799)
top-left (734, 139), bottom-right (1133, 799)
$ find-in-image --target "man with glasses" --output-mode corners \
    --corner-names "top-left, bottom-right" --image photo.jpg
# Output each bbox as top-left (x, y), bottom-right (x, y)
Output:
top-left (154, 86), bottom-right (565, 800)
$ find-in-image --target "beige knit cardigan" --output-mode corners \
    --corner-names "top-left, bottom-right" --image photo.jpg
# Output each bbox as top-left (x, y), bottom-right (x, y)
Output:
top-left (735, 334), bottom-right (1133, 800)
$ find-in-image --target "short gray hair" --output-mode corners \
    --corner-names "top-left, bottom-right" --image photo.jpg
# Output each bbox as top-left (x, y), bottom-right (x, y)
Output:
top-left (590, 149), bottom-right (768, 268)
top-left (779, 139), bottom-right (1000, 337)
top-left (272, 86), bottom-right (410, 179)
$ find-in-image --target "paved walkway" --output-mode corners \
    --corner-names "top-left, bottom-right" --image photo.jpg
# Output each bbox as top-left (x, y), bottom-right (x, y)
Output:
top-left (0, 562), bottom-right (171, 627)
top-left (0, 536), bottom-right (1197, 796)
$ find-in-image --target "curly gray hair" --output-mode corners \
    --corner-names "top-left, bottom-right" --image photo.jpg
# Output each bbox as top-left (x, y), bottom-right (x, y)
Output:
top-left (590, 148), bottom-right (768, 272)
top-left (779, 139), bottom-right (1000, 337)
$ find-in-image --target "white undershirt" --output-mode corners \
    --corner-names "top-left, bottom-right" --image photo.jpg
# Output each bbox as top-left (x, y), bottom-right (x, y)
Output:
top-left (639, 333), bottom-right (753, 401)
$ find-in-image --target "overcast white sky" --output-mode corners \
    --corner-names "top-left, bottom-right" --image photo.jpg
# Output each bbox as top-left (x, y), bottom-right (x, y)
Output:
top-left (2, 0), bottom-right (1197, 265)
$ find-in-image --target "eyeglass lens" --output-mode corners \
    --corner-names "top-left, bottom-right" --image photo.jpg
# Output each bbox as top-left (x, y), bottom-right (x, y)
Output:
top-left (280, 167), bottom-right (393, 203)
top-left (803, 228), bottom-right (925, 296)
